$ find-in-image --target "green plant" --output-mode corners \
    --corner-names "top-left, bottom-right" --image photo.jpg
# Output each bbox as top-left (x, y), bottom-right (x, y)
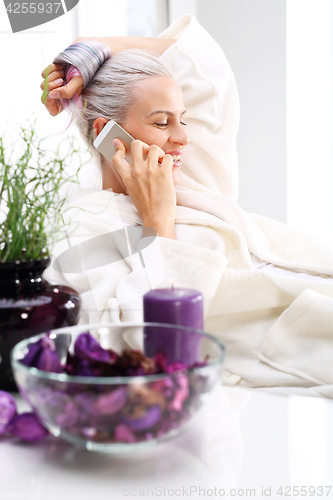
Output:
top-left (0, 121), bottom-right (87, 262)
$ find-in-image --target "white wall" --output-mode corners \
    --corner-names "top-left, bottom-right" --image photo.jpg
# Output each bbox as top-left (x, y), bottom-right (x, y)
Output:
top-left (196, 0), bottom-right (287, 223)
top-left (168, 0), bottom-right (197, 22)
top-left (0, 0), bottom-right (130, 193)
top-left (0, 0), bottom-right (129, 139)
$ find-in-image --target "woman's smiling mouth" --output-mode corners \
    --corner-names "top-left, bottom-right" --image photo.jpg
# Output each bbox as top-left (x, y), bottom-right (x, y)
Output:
top-left (167, 150), bottom-right (182, 167)
top-left (172, 154), bottom-right (182, 166)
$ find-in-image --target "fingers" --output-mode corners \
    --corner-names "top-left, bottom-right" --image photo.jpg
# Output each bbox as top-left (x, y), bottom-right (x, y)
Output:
top-left (40, 70), bottom-right (64, 91)
top-left (41, 78), bottom-right (64, 95)
top-left (112, 139), bottom-right (171, 179)
top-left (111, 139), bottom-right (131, 192)
top-left (41, 63), bottom-right (64, 78)
top-left (112, 139), bottom-right (129, 172)
top-left (160, 153), bottom-right (173, 170)
top-left (146, 144), bottom-right (165, 169)
top-left (131, 139), bottom-right (150, 157)
top-left (130, 141), bottom-right (164, 169)
top-left (41, 65), bottom-right (64, 105)
top-left (41, 95), bottom-right (64, 116)
top-left (41, 62), bottom-right (82, 117)
top-left (49, 75), bottom-right (84, 100)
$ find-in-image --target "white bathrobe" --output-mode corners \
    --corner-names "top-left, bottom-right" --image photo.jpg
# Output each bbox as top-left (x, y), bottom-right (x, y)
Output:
top-left (45, 15), bottom-right (333, 397)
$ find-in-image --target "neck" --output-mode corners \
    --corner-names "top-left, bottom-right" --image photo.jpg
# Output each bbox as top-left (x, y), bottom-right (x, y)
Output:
top-left (101, 160), bottom-right (127, 193)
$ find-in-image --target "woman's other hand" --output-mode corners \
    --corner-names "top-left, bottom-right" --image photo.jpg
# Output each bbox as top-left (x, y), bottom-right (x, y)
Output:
top-left (40, 63), bottom-right (84, 116)
top-left (112, 139), bottom-right (176, 239)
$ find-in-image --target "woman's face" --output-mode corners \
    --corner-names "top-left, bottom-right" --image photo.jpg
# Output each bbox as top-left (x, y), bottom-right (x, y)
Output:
top-left (121, 76), bottom-right (189, 185)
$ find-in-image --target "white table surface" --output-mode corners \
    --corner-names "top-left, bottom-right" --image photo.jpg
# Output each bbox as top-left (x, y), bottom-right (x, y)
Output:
top-left (0, 387), bottom-right (332, 500)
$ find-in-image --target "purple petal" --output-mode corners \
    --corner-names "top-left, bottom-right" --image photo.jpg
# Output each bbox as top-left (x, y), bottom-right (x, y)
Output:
top-left (72, 358), bottom-right (96, 377)
top-left (168, 376), bottom-right (189, 411)
top-left (22, 335), bottom-right (61, 373)
top-left (41, 335), bottom-right (56, 350)
top-left (114, 423), bottom-right (136, 443)
top-left (36, 347), bottom-right (62, 373)
top-left (55, 401), bottom-right (80, 428)
top-left (22, 339), bottom-right (43, 367)
top-left (166, 361), bottom-right (187, 373)
top-left (154, 351), bottom-right (168, 372)
top-left (122, 405), bottom-right (161, 432)
top-left (74, 332), bottom-right (111, 363)
top-left (0, 391), bottom-right (17, 435)
top-left (93, 387), bottom-right (127, 416)
top-left (81, 427), bottom-right (97, 439)
top-left (8, 413), bottom-right (48, 442)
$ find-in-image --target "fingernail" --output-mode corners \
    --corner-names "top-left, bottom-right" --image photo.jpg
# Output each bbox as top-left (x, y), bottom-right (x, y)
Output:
top-left (50, 91), bottom-right (60, 99)
top-left (113, 139), bottom-right (119, 149)
top-left (54, 78), bottom-right (63, 86)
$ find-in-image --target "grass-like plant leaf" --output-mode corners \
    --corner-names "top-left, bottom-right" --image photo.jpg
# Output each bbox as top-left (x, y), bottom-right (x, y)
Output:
top-left (0, 121), bottom-right (88, 262)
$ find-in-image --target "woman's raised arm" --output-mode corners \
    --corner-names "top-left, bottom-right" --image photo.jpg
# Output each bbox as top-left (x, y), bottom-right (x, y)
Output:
top-left (40, 37), bottom-right (176, 115)
top-left (80, 36), bottom-right (175, 55)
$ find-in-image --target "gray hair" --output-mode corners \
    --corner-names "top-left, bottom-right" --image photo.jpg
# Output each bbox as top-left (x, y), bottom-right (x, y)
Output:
top-left (69, 49), bottom-right (172, 163)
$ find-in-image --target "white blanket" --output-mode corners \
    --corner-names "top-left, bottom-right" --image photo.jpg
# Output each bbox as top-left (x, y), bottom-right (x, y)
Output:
top-left (45, 15), bottom-right (333, 397)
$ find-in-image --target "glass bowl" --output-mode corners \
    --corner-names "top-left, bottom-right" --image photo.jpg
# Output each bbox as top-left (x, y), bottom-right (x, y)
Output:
top-left (10, 322), bottom-right (225, 453)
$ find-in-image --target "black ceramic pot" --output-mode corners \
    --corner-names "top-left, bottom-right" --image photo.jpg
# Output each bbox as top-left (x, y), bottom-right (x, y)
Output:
top-left (0, 257), bottom-right (81, 391)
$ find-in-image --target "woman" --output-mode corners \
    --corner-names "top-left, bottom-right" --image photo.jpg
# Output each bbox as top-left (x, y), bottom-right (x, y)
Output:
top-left (41, 15), bottom-right (333, 395)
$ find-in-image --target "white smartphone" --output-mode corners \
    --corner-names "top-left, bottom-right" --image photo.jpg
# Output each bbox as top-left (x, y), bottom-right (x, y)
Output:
top-left (93, 120), bottom-right (133, 164)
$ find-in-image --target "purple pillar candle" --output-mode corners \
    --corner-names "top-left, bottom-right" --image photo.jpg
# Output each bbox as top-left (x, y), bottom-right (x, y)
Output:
top-left (143, 287), bottom-right (204, 365)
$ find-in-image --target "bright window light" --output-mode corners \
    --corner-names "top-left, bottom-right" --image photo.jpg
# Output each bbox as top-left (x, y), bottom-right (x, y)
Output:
top-left (287, 0), bottom-right (332, 248)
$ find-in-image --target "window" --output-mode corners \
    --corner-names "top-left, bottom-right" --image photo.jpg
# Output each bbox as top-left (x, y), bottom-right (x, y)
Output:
top-left (287, 0), bottom-right (333, 247)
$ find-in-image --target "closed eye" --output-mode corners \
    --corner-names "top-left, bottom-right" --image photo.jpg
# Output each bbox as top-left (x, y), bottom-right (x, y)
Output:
top-left (155, 121), bottom-right (187, 127)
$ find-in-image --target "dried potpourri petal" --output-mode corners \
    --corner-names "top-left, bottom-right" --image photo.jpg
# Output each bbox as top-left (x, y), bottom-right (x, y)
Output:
top-left (92, 387), bottom-right (127, 416)
top-left (22, 339), bottom-right (42, 367)
top-left (154, 351), bottom-right (168, 373)
top-left (126, 384), bottom-right (166, 411)
top-left (115, 350), bottom-right (156, 375)
top-left (8, 412), bottom-right (49, 442)
top-left (65, 353), bottom-right (97, 377)
top-left (36, 345), bottom-right (62, 373)
top-left (121, 405), bottom-right (161, 431)
top-left (114, 423), bottom-right (136, 443)
top-left (74, 392), bottom-right (98, 424)
top-left (22, 335), bottom-right (62, 373)
top-left (96, 349), bottom-right (157, 378)
top-left (151, 378), bottom-right (175, 399)
top-left (55, 400), bottom-right (80, 429)
top-left (168, 375), bottom-right (189, 411)
top-left (165, 360), bottom-right (188, 373)
top-left (81, 427), bottom-right (97, 439)
top-left (74, 332), bottom-right (114, 363)
top-left (66, 333), bottom-right (120, 377)
top-left (0, 391), bottom-right (17, 435)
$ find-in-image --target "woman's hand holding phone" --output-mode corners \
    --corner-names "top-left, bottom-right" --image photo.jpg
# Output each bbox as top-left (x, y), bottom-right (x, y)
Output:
top-left (112, 140), bottom-right (176, 240)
